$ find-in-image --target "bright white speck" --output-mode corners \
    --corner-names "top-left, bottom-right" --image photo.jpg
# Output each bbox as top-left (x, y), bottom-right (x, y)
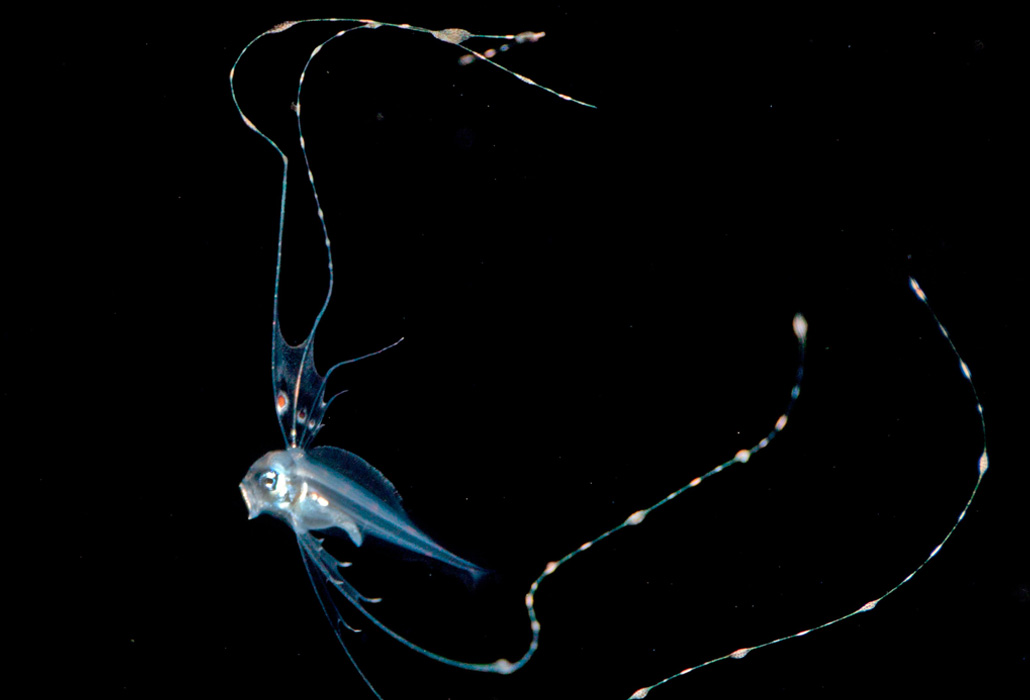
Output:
top-left (626, 510), bottom-right (647, 526)
top-left (793, 313), bottom-right (808, 340)
top-left (909, 277), bottom-right (926, 301)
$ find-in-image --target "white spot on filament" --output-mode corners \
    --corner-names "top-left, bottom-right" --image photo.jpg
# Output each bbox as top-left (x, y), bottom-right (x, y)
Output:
top-left (432, 27), bottom-right (471, 45)
top-left (909, 277), bottom-right (926, 301)
top-left (735, 449), bottom-right (751, 463)
top-left (626, 510), bottom-right (647, 526)
top-left (859, 601), bottom-right (877, 612)
top-left (544, 561), bottom-right (559, 575)
top-left (775, 414), bottom-right (788, 431)
top-left (793, 313), bottom-right (808, 341)
top-left (515, 31), bottom-right (545, 43)
top-left (730, 648), bottom-right (750, 659)
top-left (491, 658), bottom-right (514, 674)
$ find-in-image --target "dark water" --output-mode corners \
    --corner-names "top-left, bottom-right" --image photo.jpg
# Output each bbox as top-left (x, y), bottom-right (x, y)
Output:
top-left (17, 5), bottom-right (1020, 697)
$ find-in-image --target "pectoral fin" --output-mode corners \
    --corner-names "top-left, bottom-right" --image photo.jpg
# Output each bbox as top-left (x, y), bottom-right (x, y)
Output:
top-left (337, 517), bottom-right (363, 546)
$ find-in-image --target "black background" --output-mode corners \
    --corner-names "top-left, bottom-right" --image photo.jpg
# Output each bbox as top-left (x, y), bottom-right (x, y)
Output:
top-left (13, 3), bottom-right (1023, 697)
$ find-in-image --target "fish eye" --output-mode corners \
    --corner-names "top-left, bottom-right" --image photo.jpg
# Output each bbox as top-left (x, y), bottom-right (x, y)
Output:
top-left (260, 471), bottom-right (278, 491)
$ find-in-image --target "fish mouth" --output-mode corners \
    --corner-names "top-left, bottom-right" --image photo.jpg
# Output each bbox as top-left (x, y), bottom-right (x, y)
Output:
top-left (239, 482), bottom-right (256, 519)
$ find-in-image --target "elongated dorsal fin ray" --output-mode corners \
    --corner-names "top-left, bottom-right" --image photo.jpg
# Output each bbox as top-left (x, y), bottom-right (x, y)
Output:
top-left (271, 324), bottom-right (327, 448)
top-left (229, 18), bottom-right (595, 452)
